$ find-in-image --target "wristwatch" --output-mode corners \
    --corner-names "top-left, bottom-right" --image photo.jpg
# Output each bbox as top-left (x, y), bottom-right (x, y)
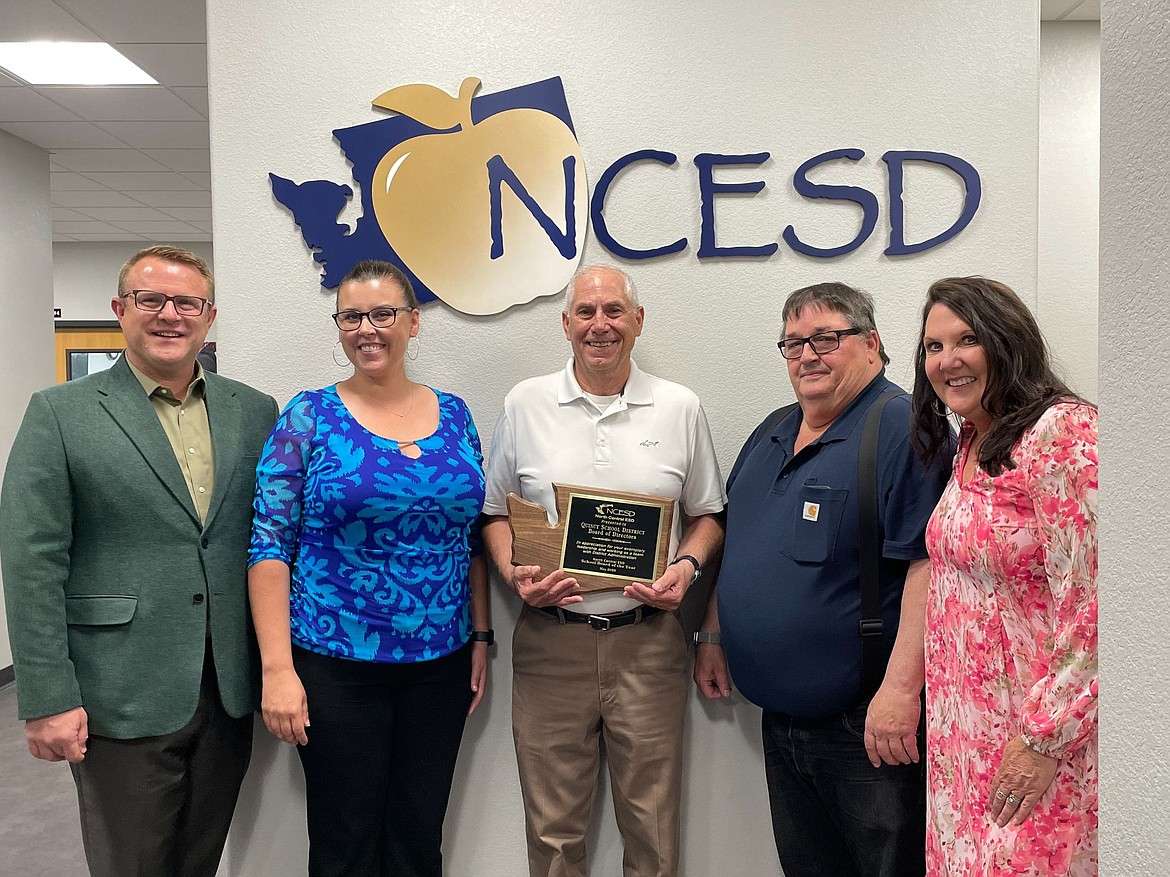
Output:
top-left (693, 631), bottom-right (722, 646)
top-left (472, 629), bottom-right (495, 646)
top-left (670, 554), bottom-right (702, 585)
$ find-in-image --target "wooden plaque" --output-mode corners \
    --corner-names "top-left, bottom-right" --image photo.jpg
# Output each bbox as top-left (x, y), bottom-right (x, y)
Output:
top-left (506, 484), bottom-right (675, 593)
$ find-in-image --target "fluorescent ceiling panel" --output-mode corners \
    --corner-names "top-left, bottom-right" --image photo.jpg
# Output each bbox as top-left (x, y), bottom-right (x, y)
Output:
top-left (0, 42), bottom-right (156, 85)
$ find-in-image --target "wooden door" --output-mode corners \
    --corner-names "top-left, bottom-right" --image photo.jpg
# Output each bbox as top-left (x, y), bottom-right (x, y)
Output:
top-left (55, 326), bottom-right (126, 384)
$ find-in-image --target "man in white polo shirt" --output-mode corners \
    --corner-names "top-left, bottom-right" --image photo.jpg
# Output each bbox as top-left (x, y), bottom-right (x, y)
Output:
top-left (482, 264), bottom-right (725, 877)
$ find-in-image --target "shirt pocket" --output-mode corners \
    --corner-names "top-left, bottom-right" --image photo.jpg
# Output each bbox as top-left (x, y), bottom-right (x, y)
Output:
top-left (779, 484), bottom-right (848, 564)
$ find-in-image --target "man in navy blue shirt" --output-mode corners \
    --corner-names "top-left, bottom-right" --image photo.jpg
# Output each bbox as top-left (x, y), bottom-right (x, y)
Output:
top-left (694, 282), bottom-right (950, 877)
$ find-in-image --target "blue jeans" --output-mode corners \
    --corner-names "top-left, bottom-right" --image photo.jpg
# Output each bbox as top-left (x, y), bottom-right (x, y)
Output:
top-left (761, 701), bottom-right (925, 877)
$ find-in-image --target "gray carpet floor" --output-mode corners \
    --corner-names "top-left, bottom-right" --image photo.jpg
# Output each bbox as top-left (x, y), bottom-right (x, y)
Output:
top-left (0, 682), bottom-right (88, 875)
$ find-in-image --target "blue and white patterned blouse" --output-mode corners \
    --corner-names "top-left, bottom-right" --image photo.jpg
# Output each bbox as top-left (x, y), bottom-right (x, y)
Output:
top-left (248, 385), bottom-right (485, 663)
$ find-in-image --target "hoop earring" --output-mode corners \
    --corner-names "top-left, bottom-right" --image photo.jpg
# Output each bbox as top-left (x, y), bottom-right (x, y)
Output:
top-left (333, 341), bottom-right (351, 368)
top-left (407, 335), bottom-right (420, 362)
top-left (931, 396), bottom-right (948, 417)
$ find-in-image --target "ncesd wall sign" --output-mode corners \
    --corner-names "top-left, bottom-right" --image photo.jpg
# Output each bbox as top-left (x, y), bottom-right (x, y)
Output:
top-left (271, 77), bottom-right (981, 316)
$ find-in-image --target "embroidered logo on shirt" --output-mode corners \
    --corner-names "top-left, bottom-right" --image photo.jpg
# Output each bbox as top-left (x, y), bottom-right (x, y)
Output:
top-left (802, 502), bottom-right (820, 522)
top-left (639, 440), bottom-right (659, 447)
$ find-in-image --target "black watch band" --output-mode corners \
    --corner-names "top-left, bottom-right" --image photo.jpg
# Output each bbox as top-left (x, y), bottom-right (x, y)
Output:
top-left (472, 629), bottom-right (495, 646)
top-left (670, 554), bottom-right (702, 585)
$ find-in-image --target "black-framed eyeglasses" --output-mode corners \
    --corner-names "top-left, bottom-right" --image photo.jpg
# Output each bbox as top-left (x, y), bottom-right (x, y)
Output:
top-left (332, 307), bottom-right (415, 331)
top-left (120, 289), bottom-right (211, 316)
top-left (778, 328), bottom-right (864, 360)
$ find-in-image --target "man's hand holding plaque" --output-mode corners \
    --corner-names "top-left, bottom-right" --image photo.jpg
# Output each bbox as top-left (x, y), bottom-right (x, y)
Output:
top-left (507, 483), bottom-right (675, 598)
top-left (508, 565), bottom-right (582, 608)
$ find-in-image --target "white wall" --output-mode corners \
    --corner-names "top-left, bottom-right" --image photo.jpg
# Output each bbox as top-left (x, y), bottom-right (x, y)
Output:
top-left (0, 130), bottom-right (55, 671)
top-left (1039, 21), bottom-right (1099, 402)
top-left (207, 2), bottom-right (1039, 875)
top-left (54, 240), bottom-right (214, 325)
top-left (1100, 2), bottom-right (1170, 873)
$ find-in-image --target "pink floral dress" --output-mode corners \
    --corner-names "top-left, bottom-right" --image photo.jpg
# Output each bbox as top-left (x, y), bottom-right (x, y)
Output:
top-left (925, 403), bottom-right (1098, 876)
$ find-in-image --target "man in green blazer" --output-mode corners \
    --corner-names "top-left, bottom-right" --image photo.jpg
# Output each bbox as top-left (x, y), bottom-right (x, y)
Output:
top-left (0, 245), bottom-right (278, 877)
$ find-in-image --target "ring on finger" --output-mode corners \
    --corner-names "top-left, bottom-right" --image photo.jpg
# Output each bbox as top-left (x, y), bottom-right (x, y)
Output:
top-left (1006, 792), bottom-right (1019, 804)
top-left (995, 789), bottom-right (1008, 800)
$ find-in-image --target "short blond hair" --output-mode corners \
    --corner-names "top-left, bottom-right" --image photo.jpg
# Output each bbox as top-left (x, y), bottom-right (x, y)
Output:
top-left (118, 245), bottom-right (215, 303)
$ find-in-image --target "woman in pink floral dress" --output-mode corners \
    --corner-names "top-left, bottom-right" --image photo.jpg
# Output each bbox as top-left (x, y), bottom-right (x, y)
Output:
top-left (909, 277), bottom-right (1098, 877)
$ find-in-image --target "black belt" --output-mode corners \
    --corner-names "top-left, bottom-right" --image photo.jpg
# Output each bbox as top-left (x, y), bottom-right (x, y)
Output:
top-left (537, 605), bottom-right (662, 631)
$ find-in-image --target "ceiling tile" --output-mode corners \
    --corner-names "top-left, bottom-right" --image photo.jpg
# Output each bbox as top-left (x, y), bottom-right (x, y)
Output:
top-left (0, 89), bottom-right (80, 122)
top-left (1039, 0), bottom-right (1078, 18)
top-left (94, 120), bottom-right (208, 148)
top-left (109, 220), bottom-right (202, 235)
top-left (1065, 0), bottom-right (1101, 19)
top-left (52, 171), bottom-right (109, 190)
top-left (126, 189), bottom-right (211, 207)
top-left (38, 87), bottom-right (204, 121)
top-left (56, 220), bottom-right (129, 234)
top-left (0, 73), bottom-right (24, 86)
top-left (157, 206), bottom-right (211, 222)
top-left (73, 206), bottom-right (175, 221)
top-left (53, 207), bottom-right (94, 222)
top-left (85, 171), bottom-right (200, 190)
top-left (52, 0), bottom-right (207, 43)
top-left (54, 234), bottom-right (78, 241)
top-left (187, 221), bottom-right (212, 233)
top-left (142, 148), bottom-right (210, 172)
top-left (2, 0), bottom-right (103, 41)
top-left (115, 44), bottom-right (207, 87)
top-left (0, 121), bottom-right (126, 148)
top-left (180, 171), bottom-right (210, 188)
top-left (68, 232), bottom-right (148, 241)
top-left (52, 189), bottom-right (145, 207)
top-left (171, 86), bottom-right (208, 117)
top-left (50, 148), bottom-right (169, 172)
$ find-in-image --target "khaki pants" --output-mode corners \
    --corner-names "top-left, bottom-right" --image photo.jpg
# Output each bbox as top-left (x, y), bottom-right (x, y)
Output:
top-left (511, 605), bottom-right (688, 877)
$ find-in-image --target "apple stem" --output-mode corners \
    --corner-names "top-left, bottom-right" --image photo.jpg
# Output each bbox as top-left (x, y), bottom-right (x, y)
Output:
top-left (457, 77), bottom-right (481, 131)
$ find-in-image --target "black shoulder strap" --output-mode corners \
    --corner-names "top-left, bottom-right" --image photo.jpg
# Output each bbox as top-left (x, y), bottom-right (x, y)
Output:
top-left (857, 390), bottom-right (906, 702)
top-left (749, 402), bottom-right (799, 455)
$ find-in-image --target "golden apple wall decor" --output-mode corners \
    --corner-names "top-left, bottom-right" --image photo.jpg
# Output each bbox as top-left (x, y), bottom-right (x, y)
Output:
top-left (271, 77), bottom-right (587, 315)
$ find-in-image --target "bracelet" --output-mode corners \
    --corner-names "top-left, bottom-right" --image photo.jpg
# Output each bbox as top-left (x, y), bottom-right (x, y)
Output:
top-left (693, 631), bottom-right (722, 646)
top-left (1020, 732), bottom-right (1048, 755)
top-left (472, 629), bottom-right (495, 646)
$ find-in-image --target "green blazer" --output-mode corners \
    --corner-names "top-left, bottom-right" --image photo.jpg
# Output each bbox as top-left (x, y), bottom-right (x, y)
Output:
top-left (0, 356), bottom-right (278, 738)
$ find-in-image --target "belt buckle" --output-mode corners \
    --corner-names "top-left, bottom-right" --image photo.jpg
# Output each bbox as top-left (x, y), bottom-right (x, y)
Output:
top-left (587, 614), bottom-right (613, 631)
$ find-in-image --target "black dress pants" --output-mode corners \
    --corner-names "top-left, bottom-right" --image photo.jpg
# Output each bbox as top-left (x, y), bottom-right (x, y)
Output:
top-left (292, 642), bottom-right (473, 877)
top-left (69, 651), bottom-right (253, 877)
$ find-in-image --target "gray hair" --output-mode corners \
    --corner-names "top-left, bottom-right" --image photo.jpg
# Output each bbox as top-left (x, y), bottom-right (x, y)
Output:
top-left (782, 281), bottom-right (889, 365)
top-left (563, 264), bottom-right (640, 313)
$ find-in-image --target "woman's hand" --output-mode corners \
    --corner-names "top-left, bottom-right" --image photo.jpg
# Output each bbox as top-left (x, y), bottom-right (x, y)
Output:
top-left (468, 642), bottom-right (489, 716)
top-left (988, 735), bottom-right (1059, 826)
top-left (261, 666), bottom-right (310, 746)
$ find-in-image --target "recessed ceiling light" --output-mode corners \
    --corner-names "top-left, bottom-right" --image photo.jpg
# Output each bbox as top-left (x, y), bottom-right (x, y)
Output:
top-left (0, 42), bottom-right (157, 86)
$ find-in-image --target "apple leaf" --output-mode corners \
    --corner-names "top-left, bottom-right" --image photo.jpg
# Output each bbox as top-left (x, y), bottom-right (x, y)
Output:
top-left (371, 78), bottom-right (481, 131)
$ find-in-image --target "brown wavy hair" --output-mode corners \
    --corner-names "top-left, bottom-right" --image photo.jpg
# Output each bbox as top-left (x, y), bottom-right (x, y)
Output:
top-left (910, 276), bottom-right (1087, 475)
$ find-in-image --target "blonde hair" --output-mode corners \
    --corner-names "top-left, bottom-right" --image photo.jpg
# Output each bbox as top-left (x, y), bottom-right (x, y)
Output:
top-left (118, 245), bottom-right (215, 302)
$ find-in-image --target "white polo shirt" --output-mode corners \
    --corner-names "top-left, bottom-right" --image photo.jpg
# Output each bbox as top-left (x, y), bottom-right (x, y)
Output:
top-left (484, 358), bottom-right (726, 614)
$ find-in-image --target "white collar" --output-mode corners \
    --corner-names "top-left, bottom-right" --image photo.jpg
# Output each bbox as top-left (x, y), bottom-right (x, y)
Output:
top-left (557, 357), bottom-right (653, 406)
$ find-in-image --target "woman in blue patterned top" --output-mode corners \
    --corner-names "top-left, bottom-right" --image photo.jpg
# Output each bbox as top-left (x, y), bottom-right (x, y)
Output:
top-left (248, 260), bottom-right (489, 877)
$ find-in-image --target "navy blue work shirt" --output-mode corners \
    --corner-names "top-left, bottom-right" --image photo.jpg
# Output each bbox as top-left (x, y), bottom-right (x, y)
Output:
top-left (718, 372), bottom-right (950, 718)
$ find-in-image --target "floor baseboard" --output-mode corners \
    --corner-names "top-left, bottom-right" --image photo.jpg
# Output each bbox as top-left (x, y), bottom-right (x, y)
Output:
top-left (0, 665), bottom-right (13, 689)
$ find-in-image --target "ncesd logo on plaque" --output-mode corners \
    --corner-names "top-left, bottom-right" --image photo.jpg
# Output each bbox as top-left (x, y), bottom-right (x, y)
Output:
top-left (271, 77), bottom-right (586, 315)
